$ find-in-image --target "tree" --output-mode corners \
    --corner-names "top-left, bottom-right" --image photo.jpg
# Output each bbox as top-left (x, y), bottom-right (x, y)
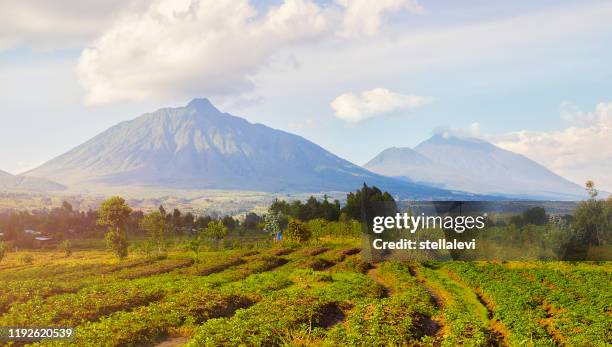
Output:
top-left (286, 218), bottom-right (311, 242)
top-left (140, 211), bottom-right (169, 253)
top-left (243, 212), bottom-right (262, 230)
top-left (203, 220), bottom-right (228, 249)
top-left (269, 196), bottom-right (341, 222)
top-left (61, 201), bottom-right (73, 213)
top-left (171, 209), bottom-right (183, 233)
top-left (98, 196), bottom-right (132, 259)
top-left (263, 212), bottom-right (281, 237)
top-left (186, 238), bottom-right (201, 262)
top-left (342, 183), bottom-right (397, 223)
top-left (522, 207), bottom-right (548, 226)
top-left (222, 215), bottom-right (238, 230)
top-left (586, 180), bottom-right (598, 199)
top-left (572, 181), bottom-right (610, 246)
top-left (60, 240), bottom-right (72, 257)
top-left (183, 212), bottom-right (195, 232)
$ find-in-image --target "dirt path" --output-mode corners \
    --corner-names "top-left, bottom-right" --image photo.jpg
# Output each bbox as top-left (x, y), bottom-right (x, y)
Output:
top-left (367, 262), bottom-right (393, 297)
top-left (445, 269), bottom-right (509, 346)
top-left (408, 264), bottom-right (445, 309)
top-left (367, 263), bottom-right (443, 341)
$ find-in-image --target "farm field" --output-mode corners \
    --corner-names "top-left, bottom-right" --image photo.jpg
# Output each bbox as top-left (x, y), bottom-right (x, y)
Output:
top-left (0, 239), bottom-right (610, 346)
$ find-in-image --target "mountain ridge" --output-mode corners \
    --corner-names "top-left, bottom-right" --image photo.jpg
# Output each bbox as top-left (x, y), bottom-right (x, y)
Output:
top-left (365, 134), bottom-right (586, 200)
top-left (23, 99), bottom-right (474, 199)
top-left (0, 169), bottom-right (66, 192)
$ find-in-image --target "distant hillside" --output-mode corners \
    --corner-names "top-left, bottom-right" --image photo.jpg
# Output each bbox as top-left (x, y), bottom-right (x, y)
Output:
top-left (0, 169), bottom-right (66, 192)
top-left (365, 134), bottom-right (586, 200)
top-left (24, 99), bottom-right (475, 199)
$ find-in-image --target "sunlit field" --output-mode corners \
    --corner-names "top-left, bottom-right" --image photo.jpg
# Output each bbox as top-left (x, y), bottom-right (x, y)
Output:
top-left (0, 235), bottom-right (610, 347)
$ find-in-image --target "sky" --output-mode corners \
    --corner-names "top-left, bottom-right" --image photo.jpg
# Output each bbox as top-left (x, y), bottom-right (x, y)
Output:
top-left (1, 0), bottom-right (611, 191)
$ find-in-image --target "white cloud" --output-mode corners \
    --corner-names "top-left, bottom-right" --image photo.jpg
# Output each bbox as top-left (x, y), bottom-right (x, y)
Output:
top-left (74, 0), bottom-right (428, 105)
top-left (330, 88), bottom-right (432, 122)
top-left (0, 0), bottom-right (144, 50)
top-left (77, 0), bottom-right (334, 105)
top-left (493, 102), bottom-right (612, 191)
top-left (336, 0), bottom-right (424, 37)
top-left (434, 122), bottom-right (482, 139)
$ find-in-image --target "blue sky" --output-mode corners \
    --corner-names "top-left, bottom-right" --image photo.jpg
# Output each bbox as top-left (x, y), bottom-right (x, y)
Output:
top-left (1, 0), bottom-right (611, 190)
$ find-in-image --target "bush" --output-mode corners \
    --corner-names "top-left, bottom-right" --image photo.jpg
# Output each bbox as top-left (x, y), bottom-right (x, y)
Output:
top-left (286, 219), bottom-right (311, 242)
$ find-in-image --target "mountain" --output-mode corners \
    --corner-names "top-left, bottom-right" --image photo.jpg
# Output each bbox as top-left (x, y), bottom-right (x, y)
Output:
top-left (0, 169), bottom-right (66, 192)
top-left (24, 99), bottom-right (472, 199)
top-left (364, 134), bottom-right (586, 199)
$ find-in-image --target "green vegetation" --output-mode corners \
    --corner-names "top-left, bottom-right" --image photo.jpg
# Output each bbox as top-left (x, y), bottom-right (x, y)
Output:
top-left (0, 183), bottom-right (609, 346)
top-left (286, 218), bottom-right (311, 242)
top-left (98, 196), bottom-right (132, 259)
top-left (201, 220), bottom-right (229, 249)
top-left (139, 211), bottom-right (169, 253)
top-left (0, 239), bottom-right (609, 346)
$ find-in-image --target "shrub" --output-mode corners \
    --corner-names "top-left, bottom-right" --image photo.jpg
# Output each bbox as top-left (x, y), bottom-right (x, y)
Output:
top-left (286, 219), bottom-right (311, 242)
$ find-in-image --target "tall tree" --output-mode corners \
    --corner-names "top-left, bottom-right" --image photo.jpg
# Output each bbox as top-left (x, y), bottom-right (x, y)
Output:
top-left (243, 212), bottom-right (262, 229)
top-left (203, 220), bottom-right (228, 249)
top-left (342, 183), bottom-right (397, 223)
top-left (572, 181), bottom-right (610, 246)
top-left (140, 211), bottom-right (169, 252)
top-left (98, 196), bottom-right (132, 259)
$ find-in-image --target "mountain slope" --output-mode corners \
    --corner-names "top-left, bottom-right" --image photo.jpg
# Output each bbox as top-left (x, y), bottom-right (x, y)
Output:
top-left (24, 99), bottom-right (468, 198)
top-left (0, 169), bottom-right (66, 192)
top-left (365, 134), bottom-right (586, 199)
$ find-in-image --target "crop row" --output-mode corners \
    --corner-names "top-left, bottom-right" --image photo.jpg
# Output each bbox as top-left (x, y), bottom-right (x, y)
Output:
top-left (415, 263), bottom-right (496, 347)
top-left (324, 262), bottom-right (437, 346)
top-left (188, 270), bottom-right (383, 346)
top-left (507, 264), bottom-right (611, 345)
top-left (37, 261), bottom-right (298, 346)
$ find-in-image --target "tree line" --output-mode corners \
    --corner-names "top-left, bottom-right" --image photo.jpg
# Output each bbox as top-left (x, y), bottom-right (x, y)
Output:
top-left (1, 181), bottom-right (609, 261)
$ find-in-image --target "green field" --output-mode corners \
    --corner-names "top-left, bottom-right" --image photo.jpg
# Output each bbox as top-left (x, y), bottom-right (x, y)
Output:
top-left (0, 237), bottom-right (610, 347)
